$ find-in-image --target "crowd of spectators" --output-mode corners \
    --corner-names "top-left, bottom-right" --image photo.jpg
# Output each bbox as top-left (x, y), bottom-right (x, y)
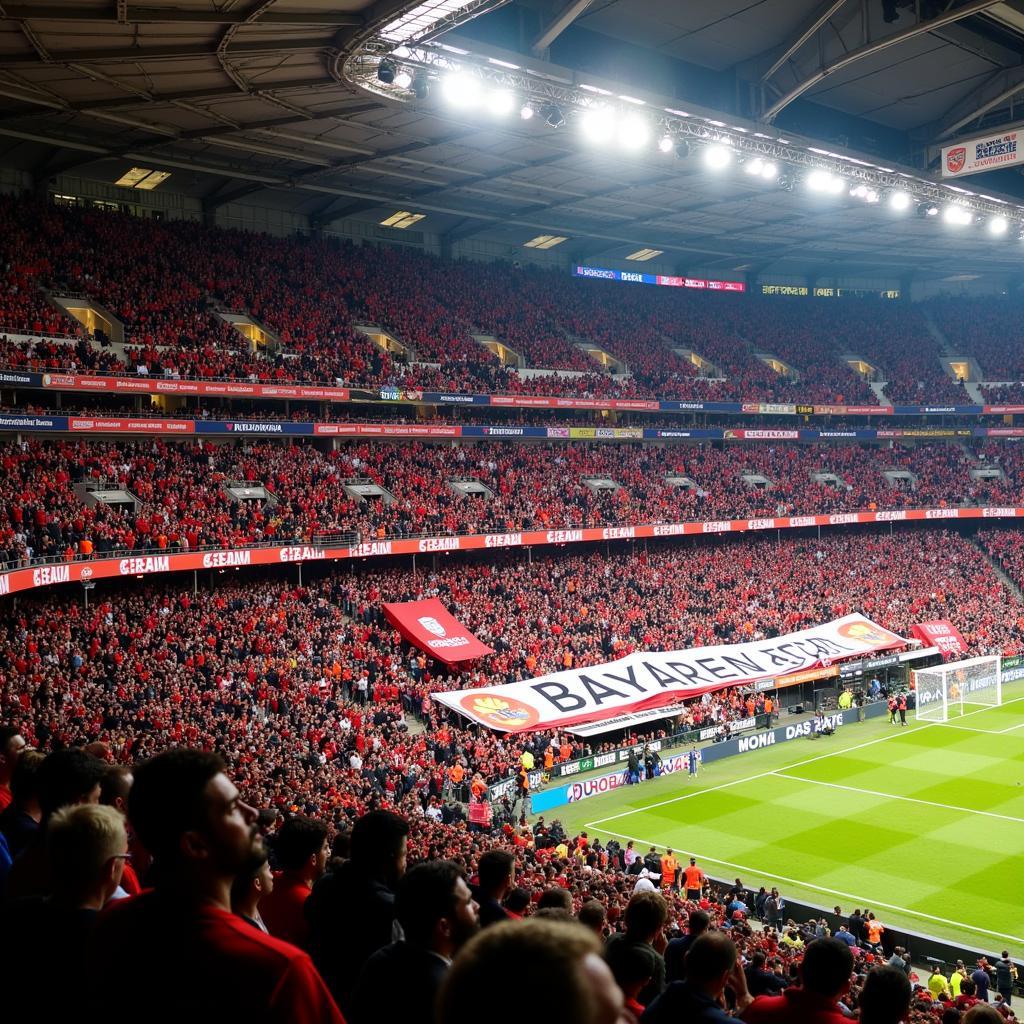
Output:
top-left (2, 435), bottom-right (1024, 567)
top-left (0, 527), bottom-right (1022, 1020)
top-left (3, 195), bottom-right (1017, 409)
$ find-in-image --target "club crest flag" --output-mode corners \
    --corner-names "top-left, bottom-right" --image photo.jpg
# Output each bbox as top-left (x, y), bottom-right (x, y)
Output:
top-left (910, 620), bottom-right (968, 659)
top-left (382, 598), bottom-right (494, 664)
top-left (433, 613), bottom-right (908, 732)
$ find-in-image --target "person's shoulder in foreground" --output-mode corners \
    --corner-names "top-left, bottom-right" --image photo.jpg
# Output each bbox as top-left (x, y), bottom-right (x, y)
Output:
top-left (85, 748), bottom-right (344, 1024)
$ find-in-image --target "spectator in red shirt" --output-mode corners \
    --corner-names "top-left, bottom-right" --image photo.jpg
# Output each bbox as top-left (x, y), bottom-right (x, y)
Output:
top-left (0, 725), bottom-right (26, 813)
top-left (741, 937), bottom-right (854, 1024)
top-left (260, 814), bottom-right (329, 946)
top-left (86, 748), bottom-right (343, 1024)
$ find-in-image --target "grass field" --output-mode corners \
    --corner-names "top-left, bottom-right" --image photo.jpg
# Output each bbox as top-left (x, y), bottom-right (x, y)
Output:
top-left (550, 686), bottom-right (1024, 949)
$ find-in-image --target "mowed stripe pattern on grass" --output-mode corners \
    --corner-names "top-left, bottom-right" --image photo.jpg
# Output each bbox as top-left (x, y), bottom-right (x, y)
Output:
top-left (563, 697), bottom-right (1024, 946)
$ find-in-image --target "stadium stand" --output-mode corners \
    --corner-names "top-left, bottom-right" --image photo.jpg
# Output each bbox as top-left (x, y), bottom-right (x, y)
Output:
top-left (1, 197), bottom-right (1013, 408)
top-left (2, 437), bottom-right (1024, 568)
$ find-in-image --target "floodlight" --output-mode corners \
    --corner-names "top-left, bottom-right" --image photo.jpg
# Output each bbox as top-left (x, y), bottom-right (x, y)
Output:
top-left (618, 114), bottom-right (650, 150)
top-left (658, 136), bottom-right (674, 154)
top-left (760, 161), bottom-right (778, 181)
top-left (486, 89), bottom-right (515, 116)
top-left (581, 107), bottom-right (614, 144)
top-left (744, 158), bottom-right (765, 176)
top-left (377, 60), bottom-right (396, 84)
top-left (989, 215), bottom-right (1009, 235)
top-left (520, 103), bottom-right (535, 120)
top-left (888, 190), bottom-right (911, 212)
top-left (394, 70), bottom-right (412, 90)
top-left (442, 73), bottom-right (481, 108)
top-left (703, 144), bottom-right (732, 170)
top-left (943, 205), bottom-right (972, 226)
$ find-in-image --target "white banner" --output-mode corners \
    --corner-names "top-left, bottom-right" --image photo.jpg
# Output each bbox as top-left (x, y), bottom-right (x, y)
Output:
top-left (941, 130), bottom-right (1023, 177)
top-left (433, 614), bottom-right (908, 733)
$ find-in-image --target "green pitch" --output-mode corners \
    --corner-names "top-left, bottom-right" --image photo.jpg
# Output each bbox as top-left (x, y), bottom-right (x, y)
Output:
top-left (551, 688), bottom-right (1024, 948)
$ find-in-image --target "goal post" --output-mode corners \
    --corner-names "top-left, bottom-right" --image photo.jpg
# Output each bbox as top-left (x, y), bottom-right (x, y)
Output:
top-left (912, 655), bottom-right (1002, 723)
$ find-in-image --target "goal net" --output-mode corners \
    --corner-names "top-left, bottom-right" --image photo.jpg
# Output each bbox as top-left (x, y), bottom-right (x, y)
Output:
top-left (912, 655), bottom-right (1002, 723)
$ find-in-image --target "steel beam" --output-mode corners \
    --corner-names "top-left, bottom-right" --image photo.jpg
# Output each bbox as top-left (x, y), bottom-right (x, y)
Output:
top-left (761, 0), bottom-right (849, 83)
top-left (763, 0), bottom-right (1004, 122)
top-left (532, 0), bottom-right (594, 55)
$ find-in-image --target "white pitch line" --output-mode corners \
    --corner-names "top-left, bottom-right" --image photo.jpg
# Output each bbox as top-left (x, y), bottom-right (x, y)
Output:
top-left (589, 824), bottom-right (1024, 947)
top-left (773, 772), bottom-right (1024, 826)
top-left (585, 695), bottom-right (1024, 829)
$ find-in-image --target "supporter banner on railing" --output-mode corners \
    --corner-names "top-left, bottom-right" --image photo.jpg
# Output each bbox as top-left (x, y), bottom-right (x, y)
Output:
top-left (910, 620), bottom-right (968, 658)
top-left (382, 598), bottom-right (494, 664)
top-left (432, 614), bottom-right (907, 733)
top-left (3, 507), bottom-right (1024, 598)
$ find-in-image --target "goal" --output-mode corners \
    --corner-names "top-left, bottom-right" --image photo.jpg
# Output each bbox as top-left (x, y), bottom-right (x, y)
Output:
top-left (912, 655), bottom-right (1002, 723)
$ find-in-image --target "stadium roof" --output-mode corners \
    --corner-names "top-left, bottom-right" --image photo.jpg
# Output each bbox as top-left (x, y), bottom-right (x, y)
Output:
top-left (2, 1), bottom-right (1024, 279)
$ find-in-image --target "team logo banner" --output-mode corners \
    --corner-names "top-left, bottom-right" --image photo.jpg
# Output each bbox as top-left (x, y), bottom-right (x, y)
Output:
top-left (910, 620), bottom-right (968, 659)
top-left (941, 130), bottom-right (1022, 178)
top-left (382, 598), bottom-right (494, 664)
top-left (433, 613), bottom-right (907, 732)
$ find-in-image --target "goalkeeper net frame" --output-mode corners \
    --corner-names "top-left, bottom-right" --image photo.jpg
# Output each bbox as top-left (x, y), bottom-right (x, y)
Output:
top-left (912, 655), bottom-right (1002, 723)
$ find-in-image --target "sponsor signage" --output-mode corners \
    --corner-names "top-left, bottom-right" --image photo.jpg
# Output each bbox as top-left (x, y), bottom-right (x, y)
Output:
top-left (942, 130), bottom-right (1023, 178)
top-left (839, 652), bottom-right (901, 677)
top-left (433, 614), bottom-right (906, 733)
top-left (572, 265), bottom-right (745, 292)
top-left (5, 364), bottom-right (1024, 419)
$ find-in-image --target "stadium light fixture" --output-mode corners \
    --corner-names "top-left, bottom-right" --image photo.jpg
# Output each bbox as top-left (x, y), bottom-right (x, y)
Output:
top-left (580, 106), bottom-right (615, 144)
top-left (917, 202), bottom-right (939, 218)
top-left (540, 103), bottom-right (564, 128)
top-left (806, 169), bottom-right (845, 194)
top-left (658, 135), bottom-right (674, 154)
top-left (618, 114), bottom-right (650, 150)
top-left (888, 190), bottom-right (911, 212)
top-left (412, 74), bottom-right (429, 100)
top-left (394, 70), bottom-right (413, 90)
top-left (759, 161), bottom-right (778, 181)
top-left (943, 204), bottom-right (972, 227)
top-left (849, 184), bottom-right (879, 203)
top-left (486, 88), bottom-right (515, 116)
top-left (989, 215), bottom-right (1009, 236)
top-left (442, 72), bottom-right (481, 108)
top-left (743, 157), bottom-right (765, 176)
top-left (520, 103), bottom-right (535, 121)
top-left (377, 60), bottom-right (397, 84)
top-left (703, 144), bottom-right (732, 170)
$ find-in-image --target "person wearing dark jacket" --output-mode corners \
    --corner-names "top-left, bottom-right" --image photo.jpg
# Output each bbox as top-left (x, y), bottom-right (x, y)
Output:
top-left (473, 848), bottom-right (515, 928)
top-left (304, 809), bottom-right (409, 1015)
top-left (350, 860), bottom-right (479, 1024)
top-left (664, 909), bottom-right (710, 983)
top-left (642, 931), bottom-right (753, 1024)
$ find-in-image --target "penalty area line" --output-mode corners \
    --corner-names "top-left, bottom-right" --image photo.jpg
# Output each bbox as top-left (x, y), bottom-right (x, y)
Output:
top-left (585, 695), bottom-right (1024, 829)
top-left (585, 824), bottom-right (1024, 948)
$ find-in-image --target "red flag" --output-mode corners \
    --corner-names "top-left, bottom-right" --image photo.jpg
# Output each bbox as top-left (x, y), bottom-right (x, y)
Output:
top-left (910, 620), bottom-right (968, 659)
top-left (382, 598), bottom-right (494, 665)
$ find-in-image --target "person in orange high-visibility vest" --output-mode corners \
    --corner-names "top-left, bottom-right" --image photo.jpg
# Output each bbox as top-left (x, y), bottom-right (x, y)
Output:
top-left (660, 848), bottom-right (679, 891)
top-left (682, 857), bottom-right (705, 901)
